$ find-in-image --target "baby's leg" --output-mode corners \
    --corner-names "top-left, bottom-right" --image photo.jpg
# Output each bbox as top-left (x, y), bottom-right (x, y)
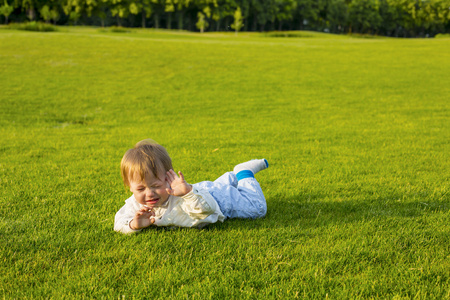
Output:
top-left (214, 171), bottom-right (238, 188)
top-left (232, 159), bottom-right (268, 218)
top-left (214, 159), bottom-right (268, 187)
top-left (195, 160), bottom-right (268, 219)
top-left (233, 159), bottom-right (268, 179)
top-left (213, 159), bottom-right (268, 219)
top-left (235, 176), bottom-right (267, 218)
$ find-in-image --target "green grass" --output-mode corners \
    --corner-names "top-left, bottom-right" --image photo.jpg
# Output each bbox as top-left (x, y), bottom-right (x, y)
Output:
top-left (0, 27), bottom-right (449, 299)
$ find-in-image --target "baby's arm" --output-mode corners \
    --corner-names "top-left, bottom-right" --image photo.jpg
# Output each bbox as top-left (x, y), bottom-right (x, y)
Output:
top-left (129, 206), bottom-right (155, 230)
top-left (114, 200), bottom-right (155, 233)
top-left (164, 170), bottom-right (218, 220)
top-left (114, 201), bottom-right (138, 233)
top-left (166, 169), bottom-right (216, 215)
top-left (153, 188), bottom-right (220, 227)
top-left (166, 169), bottom-right (192, 196)
top-left (181, 187), bottom-right (218, 218)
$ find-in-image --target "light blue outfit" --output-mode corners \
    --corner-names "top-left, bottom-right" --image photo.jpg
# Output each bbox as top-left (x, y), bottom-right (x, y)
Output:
top-left (193, 171), bottom-right (267, 219)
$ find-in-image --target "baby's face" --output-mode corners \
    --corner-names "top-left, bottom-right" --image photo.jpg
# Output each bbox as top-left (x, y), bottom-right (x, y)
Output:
top-left (129, 171), bottom-right (170, 208)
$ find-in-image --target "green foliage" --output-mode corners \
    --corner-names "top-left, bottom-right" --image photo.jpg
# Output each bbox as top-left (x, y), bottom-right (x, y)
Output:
top-left (230, 6), bottom-right (243, 34)
top-left (39, 4), bottom-right (50, 21)
top-left (5, 20), bottom-right (57, 30)
top-left (109, 25), bottom-right (131, 32)
top-left (196, 11), bottom-right (207, 32)
top-left (435, 33), bottom-right (450, 38)
top-left (128, 1), bottom-right (138, 14)
top-left (327, 0), bottom-right (348, 33)
top-left (2, 0), bottom-right (450, 36)
top-left (69, 10), bottom-right (80, 22)
top-left (39, 5), bottom-right (59, 23)
top-left (264, 30), bottom-right (315, 37)
top-left (0, 0), bottom-right (14, 24)
top-left (0, 27), bottom-right (450, 298)
top-left (347, 32), bottom-right (384, 38)
top-left (98, 25), bottom-right (132, 32)
top-left (348, 0), bottom-right (382, 33)
top-left (275, 0), bottom-right (297, 29)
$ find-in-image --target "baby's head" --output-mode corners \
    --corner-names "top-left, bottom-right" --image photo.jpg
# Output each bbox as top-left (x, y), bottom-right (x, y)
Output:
top-left (120, 139), bottom-right (173, 188)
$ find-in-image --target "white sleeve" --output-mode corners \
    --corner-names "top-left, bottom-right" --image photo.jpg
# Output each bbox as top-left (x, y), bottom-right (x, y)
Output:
top-left (180, 187), bottom-right (218, 219)
top-left (114, 197), bottom-right (142, 234)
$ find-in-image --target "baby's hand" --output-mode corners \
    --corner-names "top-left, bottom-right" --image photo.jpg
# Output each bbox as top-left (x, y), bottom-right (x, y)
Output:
top-left (130, 206), bottom-right (155, 230)
top-left (166, 169), bottom-right (193, 197)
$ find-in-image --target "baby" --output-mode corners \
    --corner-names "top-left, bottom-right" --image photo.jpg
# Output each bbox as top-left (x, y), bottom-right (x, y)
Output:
top-left (114, 139), bottom-right (269, 233)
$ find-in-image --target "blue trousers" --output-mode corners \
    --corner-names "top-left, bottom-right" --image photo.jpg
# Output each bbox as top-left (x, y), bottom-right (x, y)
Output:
top-left (193, 172), bottom-right (267, 219)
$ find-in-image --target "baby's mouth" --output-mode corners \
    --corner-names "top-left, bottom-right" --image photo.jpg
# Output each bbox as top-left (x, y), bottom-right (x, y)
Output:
top-left (146, 198), bottom-right (159, 205)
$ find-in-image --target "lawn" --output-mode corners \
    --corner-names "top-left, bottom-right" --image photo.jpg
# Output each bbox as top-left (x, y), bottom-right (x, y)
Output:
top-left (0, 27), bottom-right (449, 299)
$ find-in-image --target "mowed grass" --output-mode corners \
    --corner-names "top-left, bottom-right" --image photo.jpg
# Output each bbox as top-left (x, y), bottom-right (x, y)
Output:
top-left (0, 27), bottom-right (449, 299)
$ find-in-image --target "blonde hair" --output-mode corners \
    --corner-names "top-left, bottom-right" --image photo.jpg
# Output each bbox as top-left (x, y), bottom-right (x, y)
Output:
top-left (120, 139), bottom-right (173, 187)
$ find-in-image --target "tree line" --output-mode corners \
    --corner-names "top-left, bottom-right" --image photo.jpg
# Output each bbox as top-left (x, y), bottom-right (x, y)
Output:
top-left (1, 0), bottom-right (449, 37)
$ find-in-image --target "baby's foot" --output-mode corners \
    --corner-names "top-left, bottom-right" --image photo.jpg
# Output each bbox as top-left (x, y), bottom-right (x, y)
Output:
top-left (233, 159), bottom-right (269, 175)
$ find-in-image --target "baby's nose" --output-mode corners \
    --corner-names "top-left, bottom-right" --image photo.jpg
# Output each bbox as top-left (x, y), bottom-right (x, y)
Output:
top-left (146, 188), bottom-right (156, 197)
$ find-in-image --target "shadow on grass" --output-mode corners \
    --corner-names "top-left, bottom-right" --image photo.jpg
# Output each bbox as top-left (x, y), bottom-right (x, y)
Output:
top-left (268, 193), bottom-right (449, 228)
top-left (203, 192), bottom-right (449, 231)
